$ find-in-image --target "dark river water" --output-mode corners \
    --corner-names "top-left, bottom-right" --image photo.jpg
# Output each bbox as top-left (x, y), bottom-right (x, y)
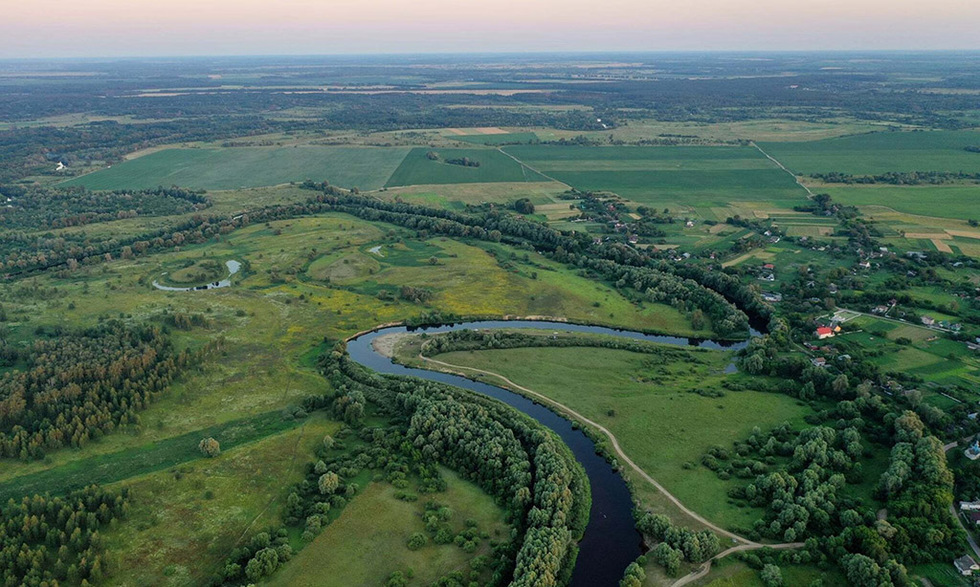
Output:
top-left (346, 320), bottom-right (751, 586)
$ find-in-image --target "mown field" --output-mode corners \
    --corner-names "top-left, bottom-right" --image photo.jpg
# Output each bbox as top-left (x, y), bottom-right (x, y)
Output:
top-left (426, 342), bottom-right (812, 530)
top-left (759, 130), bottom-right (980, 175)
top-left (385, 147), bottom-right (549, 186)
top-left (452, 132), bottom-right (538, 145)
top-left (502, 145), bottom-right (807, 209)
top-left (61, 146), bottom-right (411, 190)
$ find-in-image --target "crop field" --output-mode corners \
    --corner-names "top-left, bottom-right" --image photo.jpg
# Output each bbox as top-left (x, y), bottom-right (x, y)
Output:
top-left (61, 146), bottom-right (411, 190)
top-left (379, 180), bottom-right (567, 210)
top-left (759, 130), bottom-right (980, 175)
top-left (429, 343), bottom-right (813, 530)
top-left (820, 184), bottom-right (980, 221)
top-left (384, 147), bottom-right (549, 186)
top-left (502, 145), bottom-right (807, 209)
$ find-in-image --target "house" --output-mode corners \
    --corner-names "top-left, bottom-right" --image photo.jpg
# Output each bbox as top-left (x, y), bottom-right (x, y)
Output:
top-left (857, 260), bottom-right (871, 269)
top-left (762, 292), bottom-right (783, 303)
top-left (811, 357), bottom-right (827, 368)
top-left (954, 555), bottom-right (979, 575)
top-left (872, 305), bottom-right (890, 315)
top-left (921, 316), bottom-right (936, 326)
top-left (816, 326), bottom-right (835, 340)
top-left (969, 512), bottom-right (980, 526)
top-left (685, 220), bottom-right (694, 228)
top-left (762, 263), bottom-right (775, 271)
top-left (961, 501), bottom-right (980, 511)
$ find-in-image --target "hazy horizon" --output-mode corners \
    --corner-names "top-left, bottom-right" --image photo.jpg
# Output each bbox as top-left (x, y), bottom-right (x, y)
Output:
top-left (4, 0), bottom-right (980, 59)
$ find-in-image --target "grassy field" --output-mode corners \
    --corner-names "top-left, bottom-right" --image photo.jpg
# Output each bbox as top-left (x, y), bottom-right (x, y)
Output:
top-left (61, 146), bottom-right (411, 190)
top-left (102, 414), bottom-right (341, 587)
top-left (820, 184), bottom-right (980, 221)
top-left (428, 342), bottom-right (812, 530)
top-left (268, 468), bottom-right (507, 587)
top-left (385, 147), bottom-right (549, 186)
top-left (503, 145), bottom-right (807, 209)
top-left (453, 132), bottom-right (538, 145)
top-left (689, 558), bottom-right (843, 587)
top-left (760, 130), bottom-right (980, 175)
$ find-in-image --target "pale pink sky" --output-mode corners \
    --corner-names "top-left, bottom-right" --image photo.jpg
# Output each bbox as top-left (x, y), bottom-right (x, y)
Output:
top-left (3, 0), bottom-right (979, 57)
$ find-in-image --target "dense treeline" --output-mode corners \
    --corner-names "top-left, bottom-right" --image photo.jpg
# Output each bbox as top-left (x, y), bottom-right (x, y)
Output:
top-left (0, 485), bottom-right (129, 586)
top-left (0, 184), bottom-right (210, 230)
top-left (314, 343), bottom-right (591, 586)
top-left (420, 329), bottom-right (709, 360)
top-left (0, 321), bottom-right (213, 460)
top-left (810, 170), bottom-right (980, 185)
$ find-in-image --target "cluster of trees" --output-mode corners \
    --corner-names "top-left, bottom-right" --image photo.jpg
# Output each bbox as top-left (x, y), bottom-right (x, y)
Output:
top-left (445, 157), bottom-right (481, 168)
top-left (211, 529), bottom-right (293, 585)
top-left (0, 321), bottom-right (213, 460)
top-left (513, 198), bottom-right (535, 215)
top-left (316, 344), bottom-right (591, 587)
top-left (635, 511), bottom-right (720, 570)
top-left (0, 485), bottom-right (129, 586)
top-left (0, 184), bottom-right (210, 230)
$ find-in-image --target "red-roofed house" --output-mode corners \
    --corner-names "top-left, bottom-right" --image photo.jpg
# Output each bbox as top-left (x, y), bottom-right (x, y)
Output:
top-left (816, 326), bottom-right (835, 340)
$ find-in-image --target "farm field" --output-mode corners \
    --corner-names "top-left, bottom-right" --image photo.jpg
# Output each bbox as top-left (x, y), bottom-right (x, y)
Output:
top-left (820, 184), bottom-right (980, 221)
top-left (379, 180), bottom-right (568, 210)
top-left (384, 147), bottom-right (549, 186)
top-left (61, 146), bottom-right (411, 190)
top-left (425, 342), bottom-right (813, 530)
top-left (268, 468), bottom-right (508, 587)
top-left (502, 145), bottom-right (807, 209)
top-left (452, 131), bottom-right (538, 145)
top-left (759, 130), bottom-right (980, 175)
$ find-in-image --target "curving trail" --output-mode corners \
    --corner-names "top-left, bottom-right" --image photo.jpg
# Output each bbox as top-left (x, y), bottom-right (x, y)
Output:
top-left (417, 352), bottom-right (807, 585)
top-left (420, 352), bottom-right (760, 545)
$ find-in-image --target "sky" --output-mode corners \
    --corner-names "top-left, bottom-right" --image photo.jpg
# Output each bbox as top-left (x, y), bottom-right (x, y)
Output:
top-left (3, 0), bottom-right (979, 58)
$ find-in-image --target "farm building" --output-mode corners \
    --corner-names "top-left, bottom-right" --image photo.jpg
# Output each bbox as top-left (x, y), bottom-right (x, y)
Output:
top-left (963, 501), bottom-right (980, 511)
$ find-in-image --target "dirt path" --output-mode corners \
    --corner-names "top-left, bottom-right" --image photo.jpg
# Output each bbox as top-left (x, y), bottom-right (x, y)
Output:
top-left (751, 142), bottom-right (814, 199)
top-left (495, 147), bottom-right (571, 187)
top-left (670, 542), bottom-right (805, 587)
top-left (419, 353), bottom-right (757, 545)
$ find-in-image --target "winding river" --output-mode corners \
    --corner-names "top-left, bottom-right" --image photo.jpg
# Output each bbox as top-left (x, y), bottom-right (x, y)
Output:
top-left (347, 320), bottom-right (753, 586)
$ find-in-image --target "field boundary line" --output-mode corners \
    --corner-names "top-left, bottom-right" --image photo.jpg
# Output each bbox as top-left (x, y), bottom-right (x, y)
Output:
top-left (495, 147), bottom-right (571, 187)
top-left (751, 142), bottom-right (814, 199)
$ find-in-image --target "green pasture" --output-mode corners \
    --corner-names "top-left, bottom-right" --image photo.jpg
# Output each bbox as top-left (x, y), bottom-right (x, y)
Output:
top-left (821, 184), bottom-right (980, 220)
top-left (453, 132), bottom-right (538, 145)
top-left (61, 146), bottom-right (411, 190)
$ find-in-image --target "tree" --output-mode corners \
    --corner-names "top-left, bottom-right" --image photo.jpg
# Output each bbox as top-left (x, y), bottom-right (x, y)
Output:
top-left (407, 532), bottom-right (427, 550)
top-left (514, 198), bottom-right (535, 215)
top-left (322, 434), bottom-right (334, 450)
top-left (199, 437), bottom-right (220, 457)
top-left (652, 543), bottom-right (681, 576)
top-left (690, 309), bottom-right (706, 330)
top-left (760, 564), bottom-right (783, 587)
top-left (619, 561), bottom-right (646, 587)
top-left (318, 472), bottom-right (340, 494)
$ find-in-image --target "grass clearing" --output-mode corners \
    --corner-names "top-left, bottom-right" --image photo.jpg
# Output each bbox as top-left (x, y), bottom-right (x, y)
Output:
top-left (61, 146), bottom-right (411, 191)
top-left (268, 468), bottom-right (507, 587)
top-left (102, 414), bottom-right (341, 587)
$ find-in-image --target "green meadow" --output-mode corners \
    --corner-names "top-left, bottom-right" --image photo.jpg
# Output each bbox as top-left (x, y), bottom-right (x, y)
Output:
top-left (821, 184), bottom-right (980, 220)
top-left (427, 341), bottom-right (812, 530)
top-left (61, 146), bottom-right (411, 190)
